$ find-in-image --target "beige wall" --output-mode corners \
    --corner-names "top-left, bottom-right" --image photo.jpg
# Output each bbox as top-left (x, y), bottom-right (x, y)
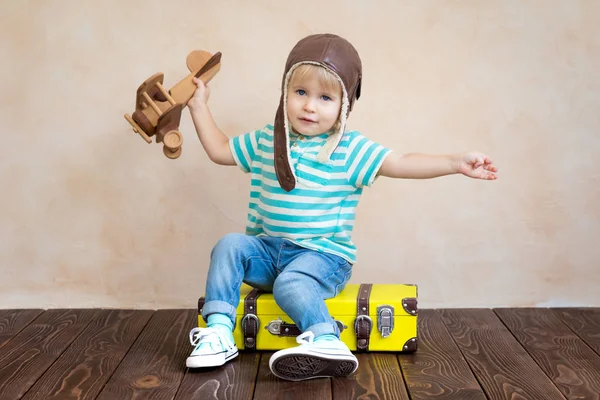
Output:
top-left (1, 0), bottom-right (598, 309)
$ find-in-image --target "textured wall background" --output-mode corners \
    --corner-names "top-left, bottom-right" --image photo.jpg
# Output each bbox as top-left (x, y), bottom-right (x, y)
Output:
top-left (1, 0), bottom-right (598, 308)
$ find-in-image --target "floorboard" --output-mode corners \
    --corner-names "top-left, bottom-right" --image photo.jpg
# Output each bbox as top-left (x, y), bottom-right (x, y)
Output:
top-left (399, 309), bottom-right (487, 400)
top-left (0, 310), bottom-right (44, 349)
top-left (555, 308), bottom-right (600, 356)
top-left (1, 307), bottom-right (596, 399)
top-left (253, 352), bottom-right (332, 400)
top-left (0, 309), bottom-right (99, 400)
top-left (95, 309), bottom-right (195, 400)
top-left (495, 308), bottom-right (600, 400)
top-left (22, 309), bottom-right (154, 400)
top-left (333, 353), bottom-right (409, 399)
top-left (175, 352), bottom-right (261, 400)
top-left (439, 308), bottom-right (566, 400)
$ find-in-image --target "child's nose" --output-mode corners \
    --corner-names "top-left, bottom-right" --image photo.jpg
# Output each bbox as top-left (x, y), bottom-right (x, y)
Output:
top-left (303, 98), bottom-right (316, 112)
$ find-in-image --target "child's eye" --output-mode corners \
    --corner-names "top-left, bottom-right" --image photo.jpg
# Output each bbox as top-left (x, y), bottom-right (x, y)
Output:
top-left (296, 89), bottom-right (306, 96)
top-left (321, 95), bottom-right (332, 101)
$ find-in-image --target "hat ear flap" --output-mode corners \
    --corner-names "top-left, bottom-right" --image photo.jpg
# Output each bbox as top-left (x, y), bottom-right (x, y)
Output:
top-left (348, 77), bottom-right (361, 112)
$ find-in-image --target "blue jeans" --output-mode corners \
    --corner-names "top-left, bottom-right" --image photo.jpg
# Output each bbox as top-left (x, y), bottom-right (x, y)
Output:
top-left (201, 233), bottom-right (353, 337)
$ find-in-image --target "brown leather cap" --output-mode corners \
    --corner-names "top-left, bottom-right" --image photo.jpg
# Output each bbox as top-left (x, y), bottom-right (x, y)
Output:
top-left (274, 34), bottom-right (362, 191)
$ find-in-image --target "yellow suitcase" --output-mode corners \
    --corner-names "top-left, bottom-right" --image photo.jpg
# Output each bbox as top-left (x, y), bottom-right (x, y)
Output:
top-left (197, 283), bottom-right (418, 352)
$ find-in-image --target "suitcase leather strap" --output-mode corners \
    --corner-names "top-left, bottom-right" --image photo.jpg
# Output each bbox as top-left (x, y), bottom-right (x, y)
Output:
top-left (277, 322), bottom-right (303, 337)
top-left (242, 288), bottom-right (262, 351)
top-left (355, 283), bottom-right (373, 351)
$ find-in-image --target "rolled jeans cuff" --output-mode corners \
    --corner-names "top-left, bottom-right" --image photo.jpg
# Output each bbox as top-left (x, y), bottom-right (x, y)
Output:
top-left (305, 321), bottom-right (339, 338)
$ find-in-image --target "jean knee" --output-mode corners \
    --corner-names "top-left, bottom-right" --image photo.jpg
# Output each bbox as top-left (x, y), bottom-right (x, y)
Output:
top-left (211, 233), bottom-right (248, 258)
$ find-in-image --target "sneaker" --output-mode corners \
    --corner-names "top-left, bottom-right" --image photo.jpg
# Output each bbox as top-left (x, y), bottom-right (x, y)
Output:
top-left (186, 327), bottom-right (238, 368)
top-left (269, 332), bottom-right (359, 381)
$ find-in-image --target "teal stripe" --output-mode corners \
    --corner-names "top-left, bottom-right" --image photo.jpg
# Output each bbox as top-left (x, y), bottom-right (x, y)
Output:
top-left (256, 170), bottom-right (277, 181)
top-left (244, 133), bottom-right (256, 160)
top-left (254, 155), bottom-right (274, 167)
top-left (258, 143), bottom-right (274, 153)
top-left (297, 141), bottom-right (326, 148)
top-left (311, 239), bottom-right (353, 254)
top-left (289, 241), bottom-right (353, 261)
top-left (330, 236), bottom-right (352, 244)
top-left (232, 137), bottom-right (250, 171)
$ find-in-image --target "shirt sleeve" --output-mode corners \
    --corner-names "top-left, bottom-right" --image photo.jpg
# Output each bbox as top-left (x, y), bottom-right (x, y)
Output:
top-left (229, 128), bottom-right (261, 173)
top-left (345, 133), bottom-right (392, 188)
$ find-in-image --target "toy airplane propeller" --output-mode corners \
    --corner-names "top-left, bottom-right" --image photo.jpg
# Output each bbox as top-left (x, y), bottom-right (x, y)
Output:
top-left (124, 50), bottom-right (222, 159)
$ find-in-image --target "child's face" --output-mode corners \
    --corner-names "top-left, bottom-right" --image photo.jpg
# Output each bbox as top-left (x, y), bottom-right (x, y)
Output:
top-left (286, 69), bottom-right (342, 137)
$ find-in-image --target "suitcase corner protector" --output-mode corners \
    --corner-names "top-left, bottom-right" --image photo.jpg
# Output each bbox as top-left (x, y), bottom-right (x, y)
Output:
top-left (402, 337), bottom-right (418, 352)
top-left (402, 297), bottom-right (418, 316)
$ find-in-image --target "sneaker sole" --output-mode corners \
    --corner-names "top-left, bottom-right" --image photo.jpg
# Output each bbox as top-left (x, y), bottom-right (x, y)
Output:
top-left (186, 349), bottom-right (239, 368)
top-left (270, 353), bottom-right (358, 381)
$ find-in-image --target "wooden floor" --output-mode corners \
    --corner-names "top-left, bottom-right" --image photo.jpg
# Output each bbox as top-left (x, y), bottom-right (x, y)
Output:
top-left (0, 308), bottom-right (599, 400)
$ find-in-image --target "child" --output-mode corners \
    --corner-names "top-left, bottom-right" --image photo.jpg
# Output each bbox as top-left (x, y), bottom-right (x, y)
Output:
top-left (185, 33), bottom-right (497, 381)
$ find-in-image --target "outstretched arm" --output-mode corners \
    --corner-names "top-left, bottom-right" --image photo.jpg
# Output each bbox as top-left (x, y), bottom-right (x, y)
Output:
top-left (187, 77), bottom-right (235, 166)
top-left (378, 151), bottom-right (498, 180)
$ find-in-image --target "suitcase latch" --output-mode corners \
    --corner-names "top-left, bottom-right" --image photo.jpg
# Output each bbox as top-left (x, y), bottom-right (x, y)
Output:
top-left (377, 305), bottom-right (395, 338)
top-left (266, 319), bottom-right (283, 335)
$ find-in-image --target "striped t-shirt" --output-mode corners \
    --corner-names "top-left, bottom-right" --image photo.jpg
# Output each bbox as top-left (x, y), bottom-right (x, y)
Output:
top-left (229, 124), bottom-right (391, 264)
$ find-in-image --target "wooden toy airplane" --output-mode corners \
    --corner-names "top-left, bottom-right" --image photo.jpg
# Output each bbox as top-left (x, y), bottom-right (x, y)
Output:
top-left (124, 50), bottom-right (222, 159)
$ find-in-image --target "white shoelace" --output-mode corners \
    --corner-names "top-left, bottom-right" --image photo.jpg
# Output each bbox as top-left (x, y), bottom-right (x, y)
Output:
top-left (189, 327), bottom-right (235, 351)
top-left (189, 327), bottom-right (220, 346)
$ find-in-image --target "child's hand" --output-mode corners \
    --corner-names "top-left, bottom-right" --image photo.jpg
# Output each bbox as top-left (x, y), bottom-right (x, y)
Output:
top-left (188, 77), bottom-right (210, 109)
top-left (456, 152), bottom-right (498, 180)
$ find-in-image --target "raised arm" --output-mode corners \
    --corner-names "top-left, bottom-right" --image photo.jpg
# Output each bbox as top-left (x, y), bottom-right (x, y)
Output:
top-left (187, 77), bottom-right (236, 166)
top-left (378, 151), bottom-right (498, 180)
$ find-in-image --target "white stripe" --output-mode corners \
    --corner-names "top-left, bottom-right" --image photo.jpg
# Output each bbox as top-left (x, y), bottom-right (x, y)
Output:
top-left (238, 136), bottom-right (252, 166)
top-left (296, 162), bottom-right (331, 180)
top-left (250, 131), bottom-right (259, 154)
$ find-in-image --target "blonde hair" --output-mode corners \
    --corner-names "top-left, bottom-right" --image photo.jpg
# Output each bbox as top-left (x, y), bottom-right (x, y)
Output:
top-left (288, 64), bottom-right (343, 133)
